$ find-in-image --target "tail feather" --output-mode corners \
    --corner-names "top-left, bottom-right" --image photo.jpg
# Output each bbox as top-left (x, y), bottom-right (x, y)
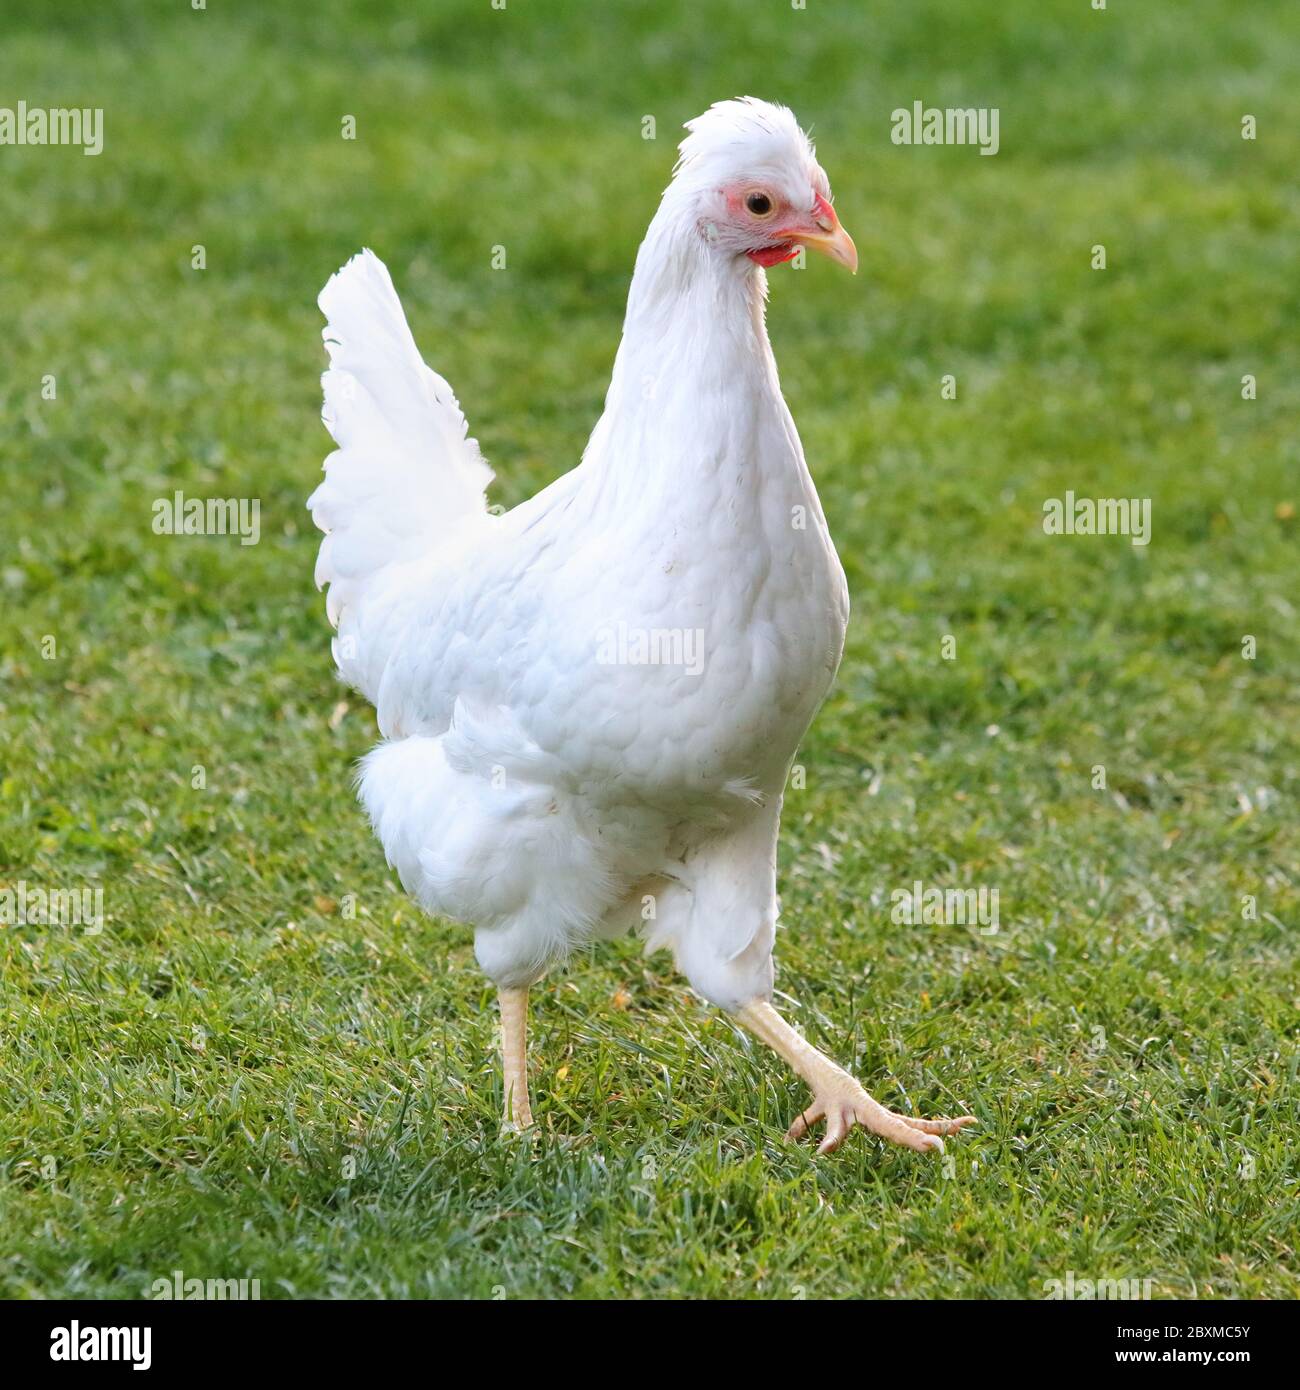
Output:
top-left (308, 249), bottom-right (493, 692)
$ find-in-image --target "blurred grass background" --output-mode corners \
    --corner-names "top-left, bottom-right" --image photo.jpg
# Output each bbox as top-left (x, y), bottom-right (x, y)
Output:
top-left (0, 0), bottom-right (1297, 1298)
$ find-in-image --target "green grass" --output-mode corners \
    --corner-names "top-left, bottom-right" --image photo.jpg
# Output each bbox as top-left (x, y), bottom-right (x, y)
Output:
top-left (1, 0), bottom-right (1298, 1299)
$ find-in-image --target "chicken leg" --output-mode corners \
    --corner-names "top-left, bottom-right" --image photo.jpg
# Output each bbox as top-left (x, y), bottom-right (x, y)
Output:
top-left (735, 1000), bottom-right (975, 1155)
top-left (498, 985), bottom-right (534, 1132)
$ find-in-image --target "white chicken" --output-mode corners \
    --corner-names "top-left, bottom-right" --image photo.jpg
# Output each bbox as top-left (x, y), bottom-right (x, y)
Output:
top-left (309, 98), bottom-right (975, 1155)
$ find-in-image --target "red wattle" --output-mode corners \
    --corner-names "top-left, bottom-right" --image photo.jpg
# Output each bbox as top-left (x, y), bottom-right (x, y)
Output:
top-left (746, 243), bottom-right (799, 267)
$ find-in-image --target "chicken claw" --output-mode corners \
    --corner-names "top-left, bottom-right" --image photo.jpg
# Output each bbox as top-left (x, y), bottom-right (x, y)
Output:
top-left (785, 1076), bottom-right (977, 1156)
top-left (735, 999), bottom-right (976, 1157)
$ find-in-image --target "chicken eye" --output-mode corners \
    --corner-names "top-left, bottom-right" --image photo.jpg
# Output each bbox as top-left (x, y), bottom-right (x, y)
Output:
top-left (745, 191), bottom-right (774, 217)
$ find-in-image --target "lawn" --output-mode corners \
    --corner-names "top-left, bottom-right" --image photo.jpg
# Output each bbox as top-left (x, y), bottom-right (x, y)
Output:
top-left (1, 0), bottom-right (1297, 1299)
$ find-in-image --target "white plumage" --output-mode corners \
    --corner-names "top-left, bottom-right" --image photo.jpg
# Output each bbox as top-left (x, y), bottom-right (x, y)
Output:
top-left (308, 99), bottom-right (975, 1154)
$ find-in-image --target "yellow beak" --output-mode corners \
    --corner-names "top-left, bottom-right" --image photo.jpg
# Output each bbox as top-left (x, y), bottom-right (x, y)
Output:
top-left (796, 217), bottom-right (858, 274)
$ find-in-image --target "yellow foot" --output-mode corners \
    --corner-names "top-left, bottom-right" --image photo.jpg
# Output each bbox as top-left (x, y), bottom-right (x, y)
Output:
top-left (499, 1074), bottom-right (535, 1137)
top-left (497, 985), bottom-right (535, 1137)
top-left (786, 1074), bottom-right (977, 1156)
top-left (734, 999), bottom-right (976, 1158)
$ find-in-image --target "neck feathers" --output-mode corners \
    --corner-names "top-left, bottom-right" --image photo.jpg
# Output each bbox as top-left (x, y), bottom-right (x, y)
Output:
top-left (610, 195), bottom-right (774, 414)
top-left (577, 196), bottom-right (788, 510)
